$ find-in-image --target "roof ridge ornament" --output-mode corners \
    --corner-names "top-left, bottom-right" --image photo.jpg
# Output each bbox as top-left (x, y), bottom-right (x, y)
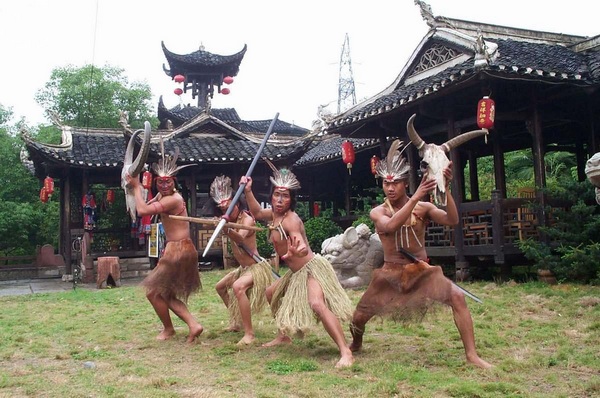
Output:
top-left (415, 0), bottom-right (435, 28)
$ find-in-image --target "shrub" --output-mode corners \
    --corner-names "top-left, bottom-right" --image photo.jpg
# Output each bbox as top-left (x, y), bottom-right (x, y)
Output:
top-left (352, 214), bottom-right (374, 232)
top-left (303, 217), bottom-right (343, 253)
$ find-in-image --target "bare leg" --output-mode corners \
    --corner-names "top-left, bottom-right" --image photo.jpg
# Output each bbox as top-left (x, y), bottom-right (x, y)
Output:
top-left (215, 272), bottom-right (240, 331)
top-left (146, 291), bottom-right (176, 340)
top-left (307, 276), bottom-right (354, 368)
top-left (168, 298), bottom-right (204, 344)
top-left (262, 279), bottom-right (292, 347)
top-left (232, 273), bottom-right (256, 345)
top-left (447, 287), bottom-right (493, 369)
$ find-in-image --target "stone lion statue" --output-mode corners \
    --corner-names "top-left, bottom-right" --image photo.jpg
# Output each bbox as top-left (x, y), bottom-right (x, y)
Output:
top-left (321, 223), bottom-right (384, 289)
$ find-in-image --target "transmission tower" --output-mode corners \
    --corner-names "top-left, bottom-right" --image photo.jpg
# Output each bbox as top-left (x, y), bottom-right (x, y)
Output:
top-left (337, 33), bottom-right (357, 114)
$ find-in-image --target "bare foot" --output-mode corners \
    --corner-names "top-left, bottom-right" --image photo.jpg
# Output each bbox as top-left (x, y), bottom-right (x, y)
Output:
top-left (156, 328), bottom-right (176, 341)
top-left (467, 355), bottom-right (493, 369)
top-left (187, 324), bottom-right (204, 344)
top-left (335, 352), bottom-right (355, 368)
top-left (261, 335), bottom-right (292, 347)
top-left (236, 334), bottom-right (255, 346)
top-left (348, 341), bottom-right (362, 352)
top-left (224, 324), bottom-right (241, 332)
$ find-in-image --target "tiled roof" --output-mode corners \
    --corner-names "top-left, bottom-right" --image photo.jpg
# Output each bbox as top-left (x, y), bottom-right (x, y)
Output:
top-left (328, 37), bottom-right (598, 130)
top-left (162, 41), bottom-right (247, 78)
top-left (294, 135), bottom-right (381, 167)
top-left (22, 125), bottom-right (308, 170)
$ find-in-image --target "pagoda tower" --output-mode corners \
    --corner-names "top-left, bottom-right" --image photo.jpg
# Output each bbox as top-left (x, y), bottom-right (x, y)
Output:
top-left (162, 41), bottom-right (247, 111)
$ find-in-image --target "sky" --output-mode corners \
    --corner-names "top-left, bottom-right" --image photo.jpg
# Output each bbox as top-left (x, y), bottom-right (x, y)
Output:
top-left (0, 0), bottom-right (597, 130)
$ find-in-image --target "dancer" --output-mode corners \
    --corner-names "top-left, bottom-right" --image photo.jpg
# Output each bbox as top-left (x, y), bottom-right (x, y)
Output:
top-left (211, 175), bottom-right (274, 345)
top-left (350, 140), bottom-right (492, 369)
top-left (241, 161), bottom-right (354, 368)
top-left (126, 149), bottom-right (203, 343)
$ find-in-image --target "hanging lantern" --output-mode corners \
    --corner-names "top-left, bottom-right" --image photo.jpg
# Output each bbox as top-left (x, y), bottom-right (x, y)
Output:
top-left (106, 189), bottom-right (115, 204)
top-left (477, 96), bottom-right (495, 129)
top-left (341, 140), bottom-right (355, 175)
top-left (221, 87), bottom-right (230, 95)
top-left (370, 155), bottom-right (380, 178)
top-left (313, 202), bottom-right (320, 217)
top-left (174, 74), bottom-right (185, 83)
top-left (40, 187), bottom-right (49, 203)
top-left (142, 171), bottom-right (153, 189)
top-left (43, 176), bottom-right (55, 197)
top-left (174, 87), bottom-right (183, 96)
top-left (223, 76), bottom-right (234, 84)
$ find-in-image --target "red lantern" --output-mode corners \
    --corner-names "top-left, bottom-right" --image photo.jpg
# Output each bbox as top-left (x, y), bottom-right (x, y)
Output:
top-left (40, 187), bottom-right (49, 203)
top-left (221, 87), bottom-right (230, 95)
top-left (174, 88), bottom-right (183, 96)
top-left (370, 155), bottom-right (380, 177)
top-left (477, 96), bottom-right (495, 129)
top-left (142, 171), bottom-right (153, 189)
top-left (106, 189), bottom-right (115, 204)
top-left (313, 202), bottom-right (320, 217)
top-left (341, 140), bottom-right (355, 175)
top-left (223, 76), bottom-right (234, 84)
top-left (43, 176), bottom-right (55, 197)
top-left (174, 74), bottom-right (185, 83)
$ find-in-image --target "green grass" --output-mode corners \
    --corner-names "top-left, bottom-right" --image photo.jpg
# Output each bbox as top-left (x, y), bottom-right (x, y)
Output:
top-left (0, 271), bottom-right (598, 397)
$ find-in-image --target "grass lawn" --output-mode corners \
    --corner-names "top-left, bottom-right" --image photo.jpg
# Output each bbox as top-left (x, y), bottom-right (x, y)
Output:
top-left (0, 269), bottom-right (598, 397)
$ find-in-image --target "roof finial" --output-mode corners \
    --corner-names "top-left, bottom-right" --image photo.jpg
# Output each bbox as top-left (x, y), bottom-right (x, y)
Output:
top-left (414, 0), bottom-right (435, 27)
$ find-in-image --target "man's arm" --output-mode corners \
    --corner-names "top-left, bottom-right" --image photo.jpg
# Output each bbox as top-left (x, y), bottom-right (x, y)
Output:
top-left (240, 176), bottom-right (272, 221)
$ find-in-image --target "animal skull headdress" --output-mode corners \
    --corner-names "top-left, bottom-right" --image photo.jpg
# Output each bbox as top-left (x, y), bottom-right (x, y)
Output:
top-left (264, 158), bottom-right (301, 190)
top-left (407, 113), bottom-right (488, 206)
top-left (210, 175), bottom-right (233, 205)
top-left (375, 140), bottom-right (411, 182)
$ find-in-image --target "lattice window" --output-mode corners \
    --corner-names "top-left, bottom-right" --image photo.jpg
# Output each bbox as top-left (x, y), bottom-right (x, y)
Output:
top-left (409, 44), bottom-right (461, 77)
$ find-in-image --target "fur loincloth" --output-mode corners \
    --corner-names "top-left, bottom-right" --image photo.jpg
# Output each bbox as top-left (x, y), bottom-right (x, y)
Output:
top-left (141, 238), bottom-right (201, 302)
top-left (225, 259), bottom-right (275, 326)
top-left (270, 254), bottom-right (353, 335)
top-left (354, 260), bottom-right (452, 323)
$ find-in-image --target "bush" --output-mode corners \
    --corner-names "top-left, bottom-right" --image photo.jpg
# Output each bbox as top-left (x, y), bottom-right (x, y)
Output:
top-left (303, 217), bottom-right (343, 253)
top-left (518, 180), bottom-right (600, 284)
top-left (352, 215), bottom-right (374, 232)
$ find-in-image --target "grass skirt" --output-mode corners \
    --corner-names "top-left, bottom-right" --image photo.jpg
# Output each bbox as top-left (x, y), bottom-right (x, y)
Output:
top-left (141, 238), bottom-right (201, 302)
top-left (271, 254), bottom-right (353, 335)
top-left (226, 259), bottom-right (275, 326)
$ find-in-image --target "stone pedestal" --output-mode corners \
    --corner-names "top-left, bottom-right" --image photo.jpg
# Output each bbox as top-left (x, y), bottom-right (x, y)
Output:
top-left (97, 256), bottom-right (121, 289)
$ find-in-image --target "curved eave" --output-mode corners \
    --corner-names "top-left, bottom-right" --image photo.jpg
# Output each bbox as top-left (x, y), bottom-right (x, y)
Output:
top-left (326, 64), bottom-right (591, 133)
top-left (162, 41), bottom-right (247, 77)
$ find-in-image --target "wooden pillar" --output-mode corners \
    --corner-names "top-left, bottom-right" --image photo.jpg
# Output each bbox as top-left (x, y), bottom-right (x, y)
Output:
top-left (447, 118), bottom-right (468, 276)
top-left (60, 168), bottom-right (72, 274)
top-left (530, 91), bottom-right (548, 232)
top-left (491, 130), bottom-right (506, 197)
top-left (468, 152), bottom-right (479, 201)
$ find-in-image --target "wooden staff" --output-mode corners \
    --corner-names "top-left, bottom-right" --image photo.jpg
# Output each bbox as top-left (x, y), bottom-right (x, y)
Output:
top-left (169, 215), bottom-right (265, 231)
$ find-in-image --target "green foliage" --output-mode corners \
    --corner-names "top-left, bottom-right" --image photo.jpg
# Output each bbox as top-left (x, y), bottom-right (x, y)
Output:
top-left (255, 224), bottom-right (274, 258)
top-left (352, 214), bottom-right (374, 232)
top-left (35, 64), bottom-right (157, 129)
top-left (518, 181), bottom-right (600, 284)
top-left (0, 106), bottom-right (59, 255)
top-left (303, 217), bottom-right (343, 253)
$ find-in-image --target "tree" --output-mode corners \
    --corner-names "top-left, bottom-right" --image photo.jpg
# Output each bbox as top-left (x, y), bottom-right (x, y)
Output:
top-left (0, 105), bottom-right (59, 255)
top-left (35, 64), bottom-right (157, 129)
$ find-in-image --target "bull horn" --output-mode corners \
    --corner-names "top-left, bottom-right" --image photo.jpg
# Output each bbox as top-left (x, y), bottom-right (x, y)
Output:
top-left (127, 121), bottom-right (152, 177)
top-left (441, 129), bottom-right (488, 152)
top-left (406, 114), bottom-right (425, 151)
